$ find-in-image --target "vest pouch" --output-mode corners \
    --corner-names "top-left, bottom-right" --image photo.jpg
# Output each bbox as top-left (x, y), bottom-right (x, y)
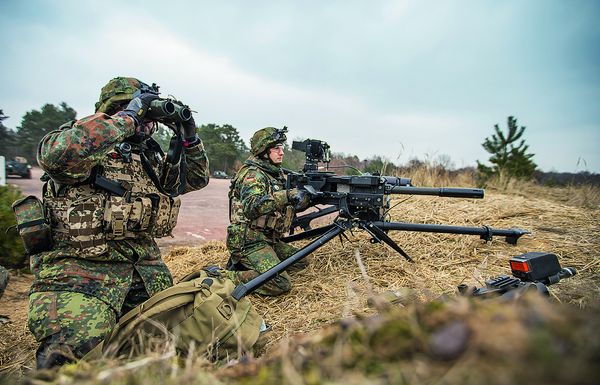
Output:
top-left (104, 196), bottom-right (133, 240)
top-left (167, 197), bottom-right (181, 232)
top-left (128, 197), bottom-right (153, 232)
top-left (148, 194), bottom-right (173, 238)
top-left (12, 196), bottom-right (53, 254)
top-left (66, 195), bottom-right (107, 258)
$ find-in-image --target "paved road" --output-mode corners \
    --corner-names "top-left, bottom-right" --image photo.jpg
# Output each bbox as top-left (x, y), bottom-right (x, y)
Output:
top-left (7, 167), bottom-right (230, 246)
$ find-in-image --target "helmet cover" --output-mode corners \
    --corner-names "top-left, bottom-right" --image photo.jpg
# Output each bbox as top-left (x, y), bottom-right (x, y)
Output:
top-left (250, 127), bottom-right (288, 156)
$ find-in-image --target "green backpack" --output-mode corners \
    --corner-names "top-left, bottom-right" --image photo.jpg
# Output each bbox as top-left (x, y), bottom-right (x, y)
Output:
top-left (85, 269), bottom-right (265, 361)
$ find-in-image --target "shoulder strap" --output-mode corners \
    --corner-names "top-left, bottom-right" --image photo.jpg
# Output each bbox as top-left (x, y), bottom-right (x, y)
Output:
top-left (134, 132), bottom-right (185, 198)
top-left (229, 163), bottom-right (259, 200)
top-left (58, 120), bottom-right (77, 131)
top-left (140, 151), bottom-right (180, 198)
top-left (117, 283), bottom-right (206, 326)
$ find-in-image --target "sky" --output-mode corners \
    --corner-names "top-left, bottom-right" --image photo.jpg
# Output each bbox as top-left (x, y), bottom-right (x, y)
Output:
top-left (0, 0), bottom-right (598, 173)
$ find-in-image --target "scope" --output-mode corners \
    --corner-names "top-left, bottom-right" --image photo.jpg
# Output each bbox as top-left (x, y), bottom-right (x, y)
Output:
top-left (292, 139), bottom-right (331, 164)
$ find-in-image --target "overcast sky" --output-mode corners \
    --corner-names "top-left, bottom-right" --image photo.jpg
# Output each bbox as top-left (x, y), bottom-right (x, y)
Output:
top-left (1, 0), bottom-right (598, 172)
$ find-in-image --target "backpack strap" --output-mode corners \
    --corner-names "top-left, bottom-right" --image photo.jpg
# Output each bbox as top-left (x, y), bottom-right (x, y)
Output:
top-left (117, 283), bottom-right (207, 327)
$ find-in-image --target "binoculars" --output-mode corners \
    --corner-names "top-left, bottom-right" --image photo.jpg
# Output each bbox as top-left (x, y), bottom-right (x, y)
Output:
top-left (147, 98), bottom-right (192, 123)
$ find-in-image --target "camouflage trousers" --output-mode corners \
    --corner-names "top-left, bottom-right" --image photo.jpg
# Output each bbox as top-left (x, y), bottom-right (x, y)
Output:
top-left (227, 240), bottom-right (308, 296)
top-left (28, 272), bottom-right (150, 368)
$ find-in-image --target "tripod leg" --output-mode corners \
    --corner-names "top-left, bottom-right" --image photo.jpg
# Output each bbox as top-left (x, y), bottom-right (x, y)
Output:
top-left (231, 224), bottom-right (346, 300)
top-left (361, 222), bottom-right (414, 262)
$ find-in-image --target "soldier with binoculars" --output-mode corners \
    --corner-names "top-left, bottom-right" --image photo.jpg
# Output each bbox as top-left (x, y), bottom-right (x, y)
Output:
top-left (25, 77), bottom-right (210, 368)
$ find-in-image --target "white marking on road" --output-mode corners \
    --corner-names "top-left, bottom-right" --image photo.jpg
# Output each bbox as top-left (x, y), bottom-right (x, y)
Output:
top-left (186, 232), bottom-right (206, 240)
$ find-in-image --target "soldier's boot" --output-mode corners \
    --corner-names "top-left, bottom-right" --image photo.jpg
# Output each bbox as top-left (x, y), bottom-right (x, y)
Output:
top-left (218, 267), bottom-right (292, 296)
top-left (208, 266), bottom-right (258, 288)
top-left (285, 256), bottom-right (310, 273)
top-left (274, 243), bottom-right (310, 273)
top-left (36, 342), bottom-right (76, 369)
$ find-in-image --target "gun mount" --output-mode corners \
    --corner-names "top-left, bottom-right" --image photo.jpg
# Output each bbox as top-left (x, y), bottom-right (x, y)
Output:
top-left (231, 137), bottom-right (531, 300)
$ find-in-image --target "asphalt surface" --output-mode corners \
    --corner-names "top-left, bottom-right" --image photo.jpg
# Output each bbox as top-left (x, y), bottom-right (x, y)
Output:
top-left (6, 167), bottom-right (231, 246)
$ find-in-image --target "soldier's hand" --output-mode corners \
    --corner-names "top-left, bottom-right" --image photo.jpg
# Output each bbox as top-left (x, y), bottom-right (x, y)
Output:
top-left (118, 92), bottom-right (159, 126)
top-left (288, 188), bottom-right (312, 210)
top-left (181, 114), bottom-right (197, 140)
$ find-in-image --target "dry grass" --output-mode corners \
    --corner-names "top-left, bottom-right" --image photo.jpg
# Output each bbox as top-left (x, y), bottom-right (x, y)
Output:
top-left (1, 169), bottom-right (598, 381)
top-left (483, 175), bottom-right (600, 209)
top-left (159, 189), bottom-right (599, 358)
top-left (401, 164), bottom-right (476, 188)
top-left (0, 273), bottom-right (37, 374)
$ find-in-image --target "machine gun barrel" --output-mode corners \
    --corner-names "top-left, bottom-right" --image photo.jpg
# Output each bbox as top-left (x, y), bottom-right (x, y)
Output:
top-left (387, 186), bottom-right (484, 199)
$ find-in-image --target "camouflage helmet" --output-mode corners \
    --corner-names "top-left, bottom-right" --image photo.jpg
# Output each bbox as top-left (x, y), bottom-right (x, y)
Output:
top-left (250, 127), bottom-right (288, 156)
top-left (95, 77), bottom-right (143, 114)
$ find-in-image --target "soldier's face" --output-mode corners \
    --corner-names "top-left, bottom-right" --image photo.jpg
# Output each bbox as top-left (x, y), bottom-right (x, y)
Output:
top-left (268, 144), bottom-right (284, 165)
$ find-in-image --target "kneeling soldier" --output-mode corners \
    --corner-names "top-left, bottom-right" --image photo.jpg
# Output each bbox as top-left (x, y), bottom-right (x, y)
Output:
top-left (225, 127), bottom-right (311, 295)
top-left (27, 77), bottom-right (210, 368)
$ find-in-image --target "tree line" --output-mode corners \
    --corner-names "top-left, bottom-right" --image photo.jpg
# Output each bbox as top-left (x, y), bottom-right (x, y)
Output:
top-left (0, 104), bottom-right (251, 176)
top-left (4, 102), bottom-right (594, 187)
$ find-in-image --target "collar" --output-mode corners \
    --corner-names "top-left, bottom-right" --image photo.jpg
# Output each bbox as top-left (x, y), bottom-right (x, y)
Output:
top-left (245, 156), bottom-right (284, 177)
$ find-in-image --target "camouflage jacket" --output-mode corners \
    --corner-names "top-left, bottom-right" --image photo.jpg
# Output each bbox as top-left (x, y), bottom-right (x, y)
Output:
top-left (228, 156), bottom-right (294, 242)
top-left (31, 113), bottom-right (210, 309)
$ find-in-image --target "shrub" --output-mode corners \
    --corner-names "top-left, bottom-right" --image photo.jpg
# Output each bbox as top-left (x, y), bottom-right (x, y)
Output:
top-left (0, 185), bottom-right (27, 268)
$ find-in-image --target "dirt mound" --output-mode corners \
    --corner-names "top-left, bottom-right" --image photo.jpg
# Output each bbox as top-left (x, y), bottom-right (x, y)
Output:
top-left (17, 295), bottom-right (600, 385)
top-left (218, 295), bottom-right (600, 385)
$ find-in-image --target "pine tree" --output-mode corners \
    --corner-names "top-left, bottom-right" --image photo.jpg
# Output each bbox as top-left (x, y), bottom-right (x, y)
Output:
top-left (477, 116), bottom-right (537, 185)
top-left (16, 102), bottom-right (77, 164)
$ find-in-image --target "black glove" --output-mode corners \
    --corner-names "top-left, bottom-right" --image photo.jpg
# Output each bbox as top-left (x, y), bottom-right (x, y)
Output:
top-left (289, 188), bottom-right (312, 210)
top-left (118, 92), bottom-right (159, 126)
top-left (181, 115), bottom-right (197, 140)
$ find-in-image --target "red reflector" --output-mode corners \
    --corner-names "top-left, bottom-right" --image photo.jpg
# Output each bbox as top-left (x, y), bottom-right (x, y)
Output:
top-left (510, 260), bottom-right (530, 272)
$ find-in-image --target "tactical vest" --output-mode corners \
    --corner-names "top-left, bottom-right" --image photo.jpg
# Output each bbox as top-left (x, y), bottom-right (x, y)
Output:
top-left (229, 163), bottom-right (294, 238)
top-left (42, 122), bottom-right (181, 259)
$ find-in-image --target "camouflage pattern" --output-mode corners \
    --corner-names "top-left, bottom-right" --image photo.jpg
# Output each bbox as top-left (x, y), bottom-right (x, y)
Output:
top-left (226, 155), bottom-right (307, 296)
top-left (28, 80), bottom-right (210, 364)
top-left (95, 77), bottom-right (142, 114)
top-left (29, 291), bottom-right (117, 366)
top-left (225, 239), bottom-right (308, 295)
top-left (0, 265), bottom-right (8, 300)
top-left (250, 127), bottom-right (287, 156)
top-left (12, 195), bottom-right (52, 255)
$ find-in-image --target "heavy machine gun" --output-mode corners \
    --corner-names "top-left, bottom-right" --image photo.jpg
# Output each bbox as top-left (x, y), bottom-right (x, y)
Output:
top-left (231, 138), bottom-right (530, 300)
